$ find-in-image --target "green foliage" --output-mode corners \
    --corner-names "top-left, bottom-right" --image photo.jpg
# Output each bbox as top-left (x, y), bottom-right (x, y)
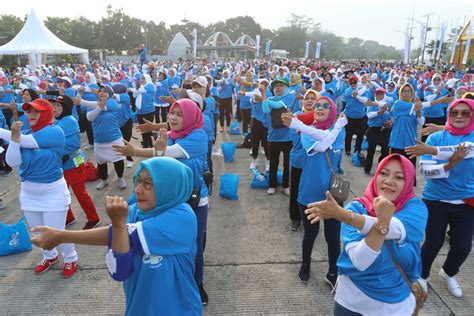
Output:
top-left (0, 15), bottom-right (24, 44)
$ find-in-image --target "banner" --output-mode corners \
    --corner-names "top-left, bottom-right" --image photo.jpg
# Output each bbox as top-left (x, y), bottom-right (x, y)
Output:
top-left (404, 33), bottom-right (410, 63)
top-left (315, 42), bottom-right (321, 58)
top-left (255, 35), bottom-right (260, 58)
top-left (265, 40), bottom-right (271, 56)
top-left (436, 22), bottom-right (447, 61)
top-left (304, 41), bottom-right (310, 59)
top-left (431, 21), bottom-right (440, 61)
top-left (462, 16), bottom-right (474, 65)
top-left (192, 28), bottom-right (197, 59)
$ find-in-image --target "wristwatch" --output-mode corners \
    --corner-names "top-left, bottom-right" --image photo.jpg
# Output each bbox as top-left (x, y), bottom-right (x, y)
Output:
top-left (155, 150), bottom-right (165, 157)
top-left (374, 223), bottom-right (389, 235)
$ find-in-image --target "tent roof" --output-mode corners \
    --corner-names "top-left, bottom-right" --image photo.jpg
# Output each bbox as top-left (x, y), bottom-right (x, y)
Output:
top-left (0, 9), bottom-right (87, 55)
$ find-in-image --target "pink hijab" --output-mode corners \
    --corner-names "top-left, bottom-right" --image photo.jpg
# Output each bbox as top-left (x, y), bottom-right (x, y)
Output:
top-left (446, 98), bottom-right (474, 136)
top-left (312, 96), bottom-right (337, 130)
top-left (354, 154), bottom-right (416, 217)
top-left (168, 98), bottom-right (203, 140)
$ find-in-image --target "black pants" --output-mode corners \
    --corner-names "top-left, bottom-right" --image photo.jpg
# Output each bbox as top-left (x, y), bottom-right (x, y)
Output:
top-left (219, 97), bottom-right (232, 127)
top-left (299, 203), bottom-right (341, 274)
top-left (421, 200), bottom-right (474, 279)
top-left (79, 111), bottom-right (94, 145)
top-left (421, 116), bottom-right (446, 142)
top-left (389, 147), bottom-right (417, 186)
top-left (137, 112), bottom-right (155, 148)
top-left (240, 108), bottom-right (252, 134)
top-left (2, 109), bottom-right (13, 129)
top-left (98, 160), bottom-right (124, 180)
top-left (235, 99), bottom-right (242, 122)
top-left (344, 117), bottom-right (367, 154)
top-left (365, 126), bottom-right (390, 173)
top-left (268, 141), bottom-right (292, 188)
top-left (334, 302), bottom-right (362, 316)
top-left (120, 118), bottom-right (134, 162)
top-left (289, 167), bottom-right (302, 222)
top-left (154, 107), bottom-right (169, 124)
top-left (251, 119), bottom-right (268, 160)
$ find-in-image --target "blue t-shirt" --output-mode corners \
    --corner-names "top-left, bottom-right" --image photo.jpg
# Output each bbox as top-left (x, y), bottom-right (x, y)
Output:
top-left (123, 203), bottom-right (202, 315)
top-left (423, 87), bottom-right (449, 118)
top-left (54, 116), bottom-right (85, 171)
top-left (289, 111), bottom-right (305, 169)
top-left (367, 104), bottom-right (392, 128)
top-left (89, 99), bottom-right (123, 144)
top-left (137, 84), bottom-right (155, 115)
top-left (344, 88), bottom-right (366, 119)
top-left (297, 127), bottom-right (345, 206)
top-left (219, 79), bottom-right (233, 99)
top-left (337, 199), bottom-right (427, 303)
top-left (422, 130), bottom-right (474, 201)
top-left (239, 86), bottom-right (254, 110)
top-left (389, 100), bottom-right (419, 149)
top-left (168, 129), bottom-right (209, 199)
top-left (116, 94), bottom-right (132, 127)
top-left (20, 125), bottom-right (65, 183)
top-left (154, 79), bottom-right (170, 105)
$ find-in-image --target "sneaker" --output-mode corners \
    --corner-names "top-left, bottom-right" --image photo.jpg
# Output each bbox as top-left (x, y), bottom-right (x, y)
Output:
top-left (249, 159), bottom-right (258, 170)
top-left (290, 220), bottom-right (300, 231)
top-left (84, 144), bottom-right (92, 150)
top-left (3, 170), bottom-right (13, 177)
top-left (96, 180), bottom-right (108, 190)
top-left (82, 220), bottom-right (101, 230)
top-left (0, 199), bottom-right (5, 210)
top-left (345, 151), bottom-right (351, 156)
top-left (364, 170), bottom-right (371, 176)
top-left (325, 272), bottom-right (338, 291)
top-left (418, 278), bottom-right (428, 294)
top-left (249, 149), bottom-right (253, 156)
top-left (283, 187), bottom-right (290, 196)
top-left (118, 178), bottom-right (127, 190)
top-left (61, 262), bottom-right (77, 278)
top-left (126, 161), bottom-right (133, 168)
top-left (65, 218), bottom-right (76, 228)
top-left (34, 256), bottom-right (59, 274)
top-left (265, 161), bottom-right (270, 172)
top-left (439, 269), bottom-right (463, 297)
top-left (298, 263), bottom-right (311, 282)
top-left (198, 282), bottom-right (209, 306)
top-left (267, 187), bottom-right (276, 195)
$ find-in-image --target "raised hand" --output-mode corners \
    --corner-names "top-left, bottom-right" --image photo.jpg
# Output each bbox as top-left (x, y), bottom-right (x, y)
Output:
top-left (281, 112), bottom-right (296, 127)
top-left (420, 123), bottom-right (445, 136)
top-left (373, 196), bottom-right (396, 223)
top-left (10, 121), bottom-right (23, 143)
top-left (405, 140), bottom-right (437, 159)
top-left (112, 139), bottom-right (137, 157)
top-left (153, 128), bottom-right (168, 153)
top-left (105, 196), bottom-right (129, 225)
top-left (305, 191), bottom-right (343, 224)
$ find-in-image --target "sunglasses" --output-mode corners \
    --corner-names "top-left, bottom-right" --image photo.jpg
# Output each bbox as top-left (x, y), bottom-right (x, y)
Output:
top-left (314, 102), bottom-right (331, 109)
top-left (449, 110), bottom-right (472, 118)
top-left (433, 78), bottom-right (441, 81)
top-left (349, 81), bottom-right (357, 85)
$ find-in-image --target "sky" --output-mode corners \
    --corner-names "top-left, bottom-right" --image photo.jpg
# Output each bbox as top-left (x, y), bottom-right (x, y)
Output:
top-left (2, 0), bottom-right (472, 50)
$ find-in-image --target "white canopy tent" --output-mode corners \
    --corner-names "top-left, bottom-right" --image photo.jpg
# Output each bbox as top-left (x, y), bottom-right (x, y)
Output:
top-left (0, 9), bottom-right (89, 68)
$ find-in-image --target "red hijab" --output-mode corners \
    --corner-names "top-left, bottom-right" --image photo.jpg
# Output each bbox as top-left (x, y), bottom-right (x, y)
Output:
top-left (168, 98), bottom-right (203, 140)
top-left (354, 154), bottom-right (416, 217)
top-left (22, 99), bottom-right (54, 132)
top-left (445, 98), bottom-right (474, 136)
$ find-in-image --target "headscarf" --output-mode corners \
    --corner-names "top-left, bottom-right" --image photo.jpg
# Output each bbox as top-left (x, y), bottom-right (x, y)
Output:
top-left (354, 154), bottom-right (416, 217)
top-left (134, 157), bottom-right (193, 220)
top-left (86, 71), bottom-right (97, 85)
top-left (22, 98), bottom-right (54, 132)
top-left (114, 72), bottom-right (125, 82)
top-left (445, 98), bottom-right (474, 136)
top-left (312, 96), bottom-right (337, 130)
top-left (398, 83), bottom-right (415, 102)
top-left (53, 96), bottom-right (74, 120)
top-left (168, 98), bottom-right (203, 140)
top-left (302, 89), bottom-right (321, 113)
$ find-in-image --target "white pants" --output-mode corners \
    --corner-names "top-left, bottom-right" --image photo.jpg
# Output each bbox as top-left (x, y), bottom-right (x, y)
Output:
top-left (23, 210), bottom-right (78, 263)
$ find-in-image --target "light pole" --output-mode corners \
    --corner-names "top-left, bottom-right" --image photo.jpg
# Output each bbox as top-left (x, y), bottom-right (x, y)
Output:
top-left (421, 13), bottom-right (435, 64)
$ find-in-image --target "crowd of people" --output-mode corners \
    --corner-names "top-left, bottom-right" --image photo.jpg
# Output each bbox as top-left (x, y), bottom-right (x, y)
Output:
top-left (0, 56), bottom-right (473, 315)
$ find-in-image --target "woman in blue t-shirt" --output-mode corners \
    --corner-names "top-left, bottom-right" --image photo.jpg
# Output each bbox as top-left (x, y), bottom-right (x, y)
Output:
top-left (0, 98), bottom-right (78, 278)
top-left (305, 154), bottom-right (428, 315)
top-left (30, 157), bottom-right (202, 316)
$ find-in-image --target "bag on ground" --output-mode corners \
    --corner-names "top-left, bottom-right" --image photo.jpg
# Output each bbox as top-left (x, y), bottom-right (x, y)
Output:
top-left (219, 173), bottom-right (239, 200)
top-left (0, 217), bottom-right (32, 256)
top-left (229, 121), bottom-right (241, 135)
top-left (221, 142), bottom-right (236, 163)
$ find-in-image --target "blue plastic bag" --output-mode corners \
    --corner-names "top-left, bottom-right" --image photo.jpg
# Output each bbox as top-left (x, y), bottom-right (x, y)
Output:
top-left (352, 151), bottom-right (364, 167)
top-left (264, 169), bottom-right (283, 185)
top-left (250, 168), bottom-right (269, 189)
top-left (219, 173), bottom-right (239, 200)
top-left (0, 217), bottom-right (32, 256)
top-left (221, 142), bottom-right (236, 163)
top-left (229, 121), bottom-right (241, 135)
top-left (361, 138), bottom-right (368, 150)
top-left (131, 111), bottom-right (138, 123)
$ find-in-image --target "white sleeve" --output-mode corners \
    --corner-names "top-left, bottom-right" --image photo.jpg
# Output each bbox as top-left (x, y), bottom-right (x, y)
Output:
top-left (154, 82), bottom-right (162, 87)
top-left (356, 95), bottom-right (369, 104)
top-left (346, 239), bottom-right (380, 271)
top-left (357, 86), bottom-right (367, 96)
top-left (164, 144), bottom-right (187, 159)
top-left (309, 126), bottom-right (344, 153)
top-left (83, 86), bottom-right (92, 93)
top-left (421, 101), bottom-right (431, 109)
top-left (358, 216), bottom-right (406, 241)
top-left (86, 106), bottom-right (102, 122)
top-left (420, 160), bottom-right (449, 179)
top-left (289, 118), bottom-right (328, 140)
top-left (80, 99), bottom-right (98, 109)
top-left (367, 111), bottom-right (378, 119)
top-left (434, 142), bottom-right (474, 160)
top-left (6, 141), bottom-right (22, 168)
top-left (0, 129), bottom-right (38, 148)
top-left (417, 116), bottom-right (425, 126)
top-left (425, 93), bottom-right (437, 102)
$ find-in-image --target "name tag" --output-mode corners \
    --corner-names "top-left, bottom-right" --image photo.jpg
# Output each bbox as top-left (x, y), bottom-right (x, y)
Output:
top-left (73, 154), bottom-right (84, 167)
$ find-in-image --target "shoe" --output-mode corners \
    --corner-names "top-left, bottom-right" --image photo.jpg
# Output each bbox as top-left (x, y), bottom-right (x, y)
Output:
top-left (418, 278), bottom-right (428, 294)
top-left (61, 261), bottom-right (77, 278)
top-left (265, 161), bottom-right (270, 172)
top-left (65, 217), bottom-right (76, 228)
top-left (364, 170), bottom-right (371, 176)
top-left (249, 159), bottom-right (258, 170)
top-left (3, 170), bottom-right (13, 177)
top-left (298, 263), bottom-right (310, 282)
top-left (249, 149), bottom-right (253, 156)
top-left (267, 188), bottom-right (276, 195)
top-left (0, 199), bottom-right (5, 210)
top-left (198, 282), bottom-right (209, 306)
top-left (84, 144), bottom-right (93, 150)
top-left (439, 269), bottom-right (462, 297)
top-left (96, 180), bottom-right (108, 190)
top-left (118, 178), bottom-right (127, 190)
top-left (126, 161), bottom-right (133, 168)
top-left (34, 256), bottom-right (59, 274)
top-left (345, 151), bottom-right (351, 156)
top-left (83, 220), bottom-right (101, 230)
top-left (290, 220), bottom-right (300, 231)
top-left (283, 187), bottom-right (290, 196)
top-left (325, 272), bottom-right (338, 291)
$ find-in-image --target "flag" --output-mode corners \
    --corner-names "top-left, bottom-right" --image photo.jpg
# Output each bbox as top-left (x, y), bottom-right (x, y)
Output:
top-left (192, 28), bottom-right (197, 59)
top-left (436, 22), bottom-right (447, 61)
top-left (255, 35), bottom-right (261, 58)
top-left (315, 42), bottom-right (321, 58)
top-left (304, 41), bottom-right (310, 59)
top-left (462, 16), bottom-right (474, 65)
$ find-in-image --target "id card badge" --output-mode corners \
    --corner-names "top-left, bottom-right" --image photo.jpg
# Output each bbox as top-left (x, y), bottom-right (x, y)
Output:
top-left (73, 154), bottom-right (85, 167)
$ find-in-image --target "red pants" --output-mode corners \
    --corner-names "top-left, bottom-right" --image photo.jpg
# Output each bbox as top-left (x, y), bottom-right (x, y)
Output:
top-left (64, 165), bottom-right (100, 223)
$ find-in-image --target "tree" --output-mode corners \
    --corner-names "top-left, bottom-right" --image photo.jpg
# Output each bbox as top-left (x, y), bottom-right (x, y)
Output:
top-left (0, 15), bottom-right (25, 44)
top-left (223, 16), bottom-right (261, 39)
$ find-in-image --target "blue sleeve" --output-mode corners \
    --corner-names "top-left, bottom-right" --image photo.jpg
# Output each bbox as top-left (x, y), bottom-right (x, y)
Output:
top-left (174, 130), bottom-right (208, 157)
top-left (393, 198), bottom-right (428, 243)
top-left (119, 93), bottom-right (131, 105)
top-left (341, 202), bottom-right (367, 247)
top-left (32, 126), bottom-right (64, 148)
top-left (107, 225), bottom-right (135, 282)
top-left (105, 99), bottom-right (119, 111)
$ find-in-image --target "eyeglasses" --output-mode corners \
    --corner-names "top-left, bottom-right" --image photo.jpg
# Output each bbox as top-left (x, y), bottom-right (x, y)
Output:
top-left (136, 177), bottom-right (154, 190)
top-left (349, 81), bottom-right (357, 85)
top-left (449, 110), bottom-right (472, 118)
top-left (433, 78), bottom-right (441, 81)
top-left (314, 102), bottom-right (331, 109)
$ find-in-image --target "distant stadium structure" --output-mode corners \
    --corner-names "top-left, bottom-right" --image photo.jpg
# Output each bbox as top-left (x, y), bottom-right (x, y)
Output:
top-left (167, 32), bottom-right (191, 59)
top-left (198, 32), bottom-right (258, 59)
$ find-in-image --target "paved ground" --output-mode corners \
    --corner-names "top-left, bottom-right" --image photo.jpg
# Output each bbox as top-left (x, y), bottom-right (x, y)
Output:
top-left (0, 128), bottom-right (473, 315)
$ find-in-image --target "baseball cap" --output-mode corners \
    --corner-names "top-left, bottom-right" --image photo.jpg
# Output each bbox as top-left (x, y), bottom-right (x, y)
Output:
top-left (58, 76), bottom-right (72, 88)
top-left (22, 98), bottom-right (53, 112)
top-left (192, 76), bottom-right (208, 87)
top-left (48, 95), bottom-right (73, 107)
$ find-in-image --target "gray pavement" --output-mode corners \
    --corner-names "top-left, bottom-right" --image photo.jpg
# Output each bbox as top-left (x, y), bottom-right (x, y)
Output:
top-left (0, 130), bottom-right (473, 315)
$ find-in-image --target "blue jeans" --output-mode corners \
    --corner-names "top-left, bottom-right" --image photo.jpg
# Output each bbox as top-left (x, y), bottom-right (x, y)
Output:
top-left (421, 199), bottom-right (474, 278)
top-left (299, 203), bottom-right (341, 274)
top-left (195, 204), bottom-right (208, 283)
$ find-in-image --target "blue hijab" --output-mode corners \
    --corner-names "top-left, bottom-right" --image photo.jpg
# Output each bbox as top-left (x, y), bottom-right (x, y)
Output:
top-left (133, 157), bottom-right (193, 221)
